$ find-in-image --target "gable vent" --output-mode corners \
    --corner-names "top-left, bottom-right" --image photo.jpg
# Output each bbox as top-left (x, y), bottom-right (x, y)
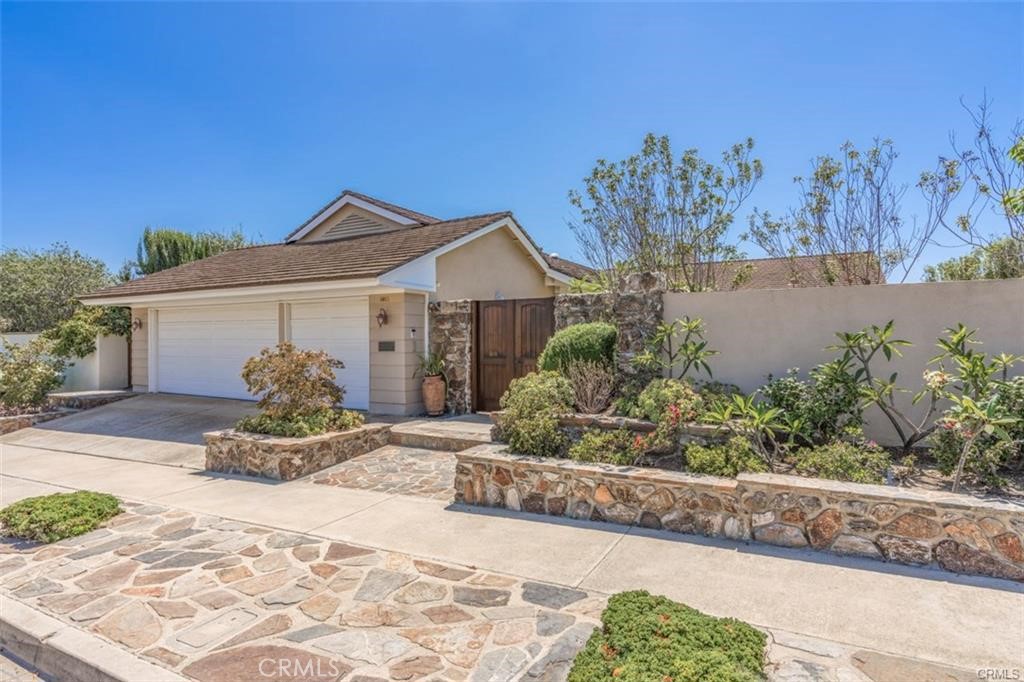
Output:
top-left (321, 213), bottom-right (399, 240)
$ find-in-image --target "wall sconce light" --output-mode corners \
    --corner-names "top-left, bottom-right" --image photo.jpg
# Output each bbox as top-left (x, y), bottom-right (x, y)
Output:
top-left (131, 317), bottom-right (144, 331)
top-left (376, 308), bottom-right (389, 327)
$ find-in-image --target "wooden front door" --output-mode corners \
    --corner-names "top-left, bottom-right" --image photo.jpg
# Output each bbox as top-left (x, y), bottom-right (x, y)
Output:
top-left (474, 298), bottom-right (554, 412)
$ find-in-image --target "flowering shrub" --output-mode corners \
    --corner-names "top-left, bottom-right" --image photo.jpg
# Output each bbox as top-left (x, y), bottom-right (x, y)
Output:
top-left (685, 437), bottom-right (768, 477)
top-left (498, 371), bottom-right (574, 457)
top-left (0, 338), bottom-right (66, 409)
top-left (792, 440), bottom-right (891, 484)
top-left (626, 378), bottom-right (702, 423)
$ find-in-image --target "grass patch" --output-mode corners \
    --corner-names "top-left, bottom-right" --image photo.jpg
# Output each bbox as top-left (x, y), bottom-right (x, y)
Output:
top-left (0, 491), bottom-right (121, 543)
top-left (568, 590), bottom-right (767, 682)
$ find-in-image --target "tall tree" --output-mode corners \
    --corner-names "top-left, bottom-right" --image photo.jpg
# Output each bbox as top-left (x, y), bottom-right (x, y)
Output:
top-left (747, 139), bottom-right (936, 284)
top-left (133, 227), bottom-right (250, 276)
top-left (0, 243), bottom-right (112, 332)
top-left (569, 133), bottom-right (763, 292)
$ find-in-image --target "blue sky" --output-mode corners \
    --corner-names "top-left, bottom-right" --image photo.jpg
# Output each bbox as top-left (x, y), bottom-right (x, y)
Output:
top-left (2, 2), bottom-right (1021, 280)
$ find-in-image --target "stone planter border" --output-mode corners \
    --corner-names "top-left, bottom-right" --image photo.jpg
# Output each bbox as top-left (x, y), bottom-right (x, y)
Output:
top-left (490, 411), bottom-right (731, 448)
top-left (454, 445), bottom-right (1024, 582)
top-left (0, 409), bottom-right (78, 436)
top-left (204, 424), bottom-right (391, 481)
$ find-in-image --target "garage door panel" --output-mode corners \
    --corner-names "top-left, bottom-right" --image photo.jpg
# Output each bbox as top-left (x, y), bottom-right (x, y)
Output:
top-left (157, 303), bottom-right (278, 400)
top-left (290, 298), bottom-right (369, 410)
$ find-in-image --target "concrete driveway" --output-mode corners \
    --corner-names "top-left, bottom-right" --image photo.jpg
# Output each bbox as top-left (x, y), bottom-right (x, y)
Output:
top-left (0, 394), bottom-right (256, 469)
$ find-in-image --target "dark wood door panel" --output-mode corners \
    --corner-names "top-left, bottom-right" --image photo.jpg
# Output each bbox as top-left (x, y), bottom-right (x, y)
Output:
top-left (474, 298), bottom-right (554, 412)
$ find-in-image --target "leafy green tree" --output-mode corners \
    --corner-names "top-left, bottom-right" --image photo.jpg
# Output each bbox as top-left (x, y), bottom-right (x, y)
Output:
top-left (0, 243), bottom-right (112, 332)
top-left (923, 236), bottom-right (1024, 281)
top-left (41, 306), bottom-right (131, 358)
top-left (569, 133), bottom-right (763, 291)
top-left (133, 227), bottom-right (249, 275)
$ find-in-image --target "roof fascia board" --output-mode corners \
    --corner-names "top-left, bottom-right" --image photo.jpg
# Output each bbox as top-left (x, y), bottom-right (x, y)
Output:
top-left (80, 277), bottom-right (389, 307)
top-left (287, 194), bottom-right (419, 243)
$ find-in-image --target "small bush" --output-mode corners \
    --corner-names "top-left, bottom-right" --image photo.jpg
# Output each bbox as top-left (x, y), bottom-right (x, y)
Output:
top-left (538, 322), bottom-right (617, 374)
top-left (929, 376), bottom-right (1024, 489)
top-left (499, 371), bottom-right (574, 457)
top-left (760, 363), bottom-right (863, 445)
top-left (627, 378), bottom-right (702, 423)
top-left (685, 437), bottom-right (768, 477)
top-left (695, 380), bottom-right (744, 414)
top-left (0, 491), bottom-right (121, 543)
top-left (568, 429), bottom-right (641, 466)
top-left (567, 360), bottom-right (615, 414)
top-left (792, 440), bottom-right (891, 484)
top-left (0, 338), bottom-right (66, 408)
top-left (241, 342), bottom-right (346, 419)
top-left (568, 590), bottom-right (767, 682)
top-left (236, 408), bottom-right (364, 438)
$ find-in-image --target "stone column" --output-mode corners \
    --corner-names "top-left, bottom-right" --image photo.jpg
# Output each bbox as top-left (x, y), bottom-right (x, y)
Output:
top-left (428, 300), bottom-right (473, 414)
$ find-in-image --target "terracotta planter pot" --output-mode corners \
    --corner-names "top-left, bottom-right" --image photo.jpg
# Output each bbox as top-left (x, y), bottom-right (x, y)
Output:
top-left (422, 375), bottom-right (446, 416)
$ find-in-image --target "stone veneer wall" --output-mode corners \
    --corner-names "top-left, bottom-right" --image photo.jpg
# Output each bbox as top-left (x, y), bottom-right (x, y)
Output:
top-left (0, 410), bottom-right (76, 436)
top-left (428, 300), bottom-right (473, 415)
top-left (454, 447), bottom-right (1024, 582)
top-left (554, 273), bottom-right (665, 389)
top-left (205, 424), bottom-right (390, 481)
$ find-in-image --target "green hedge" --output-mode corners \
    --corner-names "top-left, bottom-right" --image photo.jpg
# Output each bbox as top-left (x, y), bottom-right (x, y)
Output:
top-left (569, 591), bottom-right (766, 682)
top-left (538, 322), bottom-right (617, 373)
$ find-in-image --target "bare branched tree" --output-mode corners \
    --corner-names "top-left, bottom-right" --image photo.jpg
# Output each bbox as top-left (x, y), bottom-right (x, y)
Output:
top-left (747, 139), bottom-right (935, 284)
top-left (569, 133), bottom-right (763, 291)
top-left (920, 97), bottom-right (1023, 256)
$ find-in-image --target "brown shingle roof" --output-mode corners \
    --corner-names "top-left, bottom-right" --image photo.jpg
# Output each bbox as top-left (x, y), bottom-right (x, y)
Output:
top-left (83, 212), bottom-right (509, 300)
top-left (544, 254), bottom-right (594, 280)
top-left (705, 252), bottom-right (884, 290)
top-left (285, 189), bottom-right (440, 241)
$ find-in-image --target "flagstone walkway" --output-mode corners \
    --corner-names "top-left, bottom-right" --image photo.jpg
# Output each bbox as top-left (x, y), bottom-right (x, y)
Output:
top-left (312, 446), bottom-right (456, 501)
top-left (0, 501), bottom-right (986, 682)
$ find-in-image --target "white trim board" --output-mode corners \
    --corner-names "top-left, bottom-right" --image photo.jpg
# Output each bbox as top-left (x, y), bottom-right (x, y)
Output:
top-left (287, 194), bottom-right (420, 243)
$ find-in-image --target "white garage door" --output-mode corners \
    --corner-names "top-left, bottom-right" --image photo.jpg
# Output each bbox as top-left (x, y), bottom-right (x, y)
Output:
top-left (157, 303), bottom-right (279, 400)
top-left (290, 298), bottom-right (370, 410)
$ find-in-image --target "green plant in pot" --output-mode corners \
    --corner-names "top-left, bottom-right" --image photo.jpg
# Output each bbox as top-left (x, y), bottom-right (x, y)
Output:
top-left (416, 350), bottom-right (447, 416)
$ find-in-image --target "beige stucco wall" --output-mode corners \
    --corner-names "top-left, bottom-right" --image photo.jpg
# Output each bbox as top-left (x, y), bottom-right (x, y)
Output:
top-left (433, 227), bottom-right (556, 302)
top-left (663, 279), bottom-right (1024, 446)
top-left (298, 204), bottom-right (406, 243)
top-left (369, 292), bottom-right (426, 415)
top-left (131, 307), bottom-right (148, 392)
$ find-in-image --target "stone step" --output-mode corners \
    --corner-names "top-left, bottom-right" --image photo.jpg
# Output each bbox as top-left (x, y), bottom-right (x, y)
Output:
top-left (388, 418), bottom-right (493, 452)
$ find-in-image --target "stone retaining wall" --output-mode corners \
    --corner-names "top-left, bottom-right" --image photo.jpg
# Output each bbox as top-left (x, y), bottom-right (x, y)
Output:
top-left (490, 411), bottom-right (730, 451)
top-left (204, 424), bottom-right (391, 480)
top-left (454, 446), bottom-right (1024, 582)
top-left (0, 409), bottom-right (76, 436)
top-left (428, 300), bottom-right (473, 415)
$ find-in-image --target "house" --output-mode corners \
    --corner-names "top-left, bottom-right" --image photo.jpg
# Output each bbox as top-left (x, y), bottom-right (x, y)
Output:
top-left (81, 191), bottom-right (583, 415)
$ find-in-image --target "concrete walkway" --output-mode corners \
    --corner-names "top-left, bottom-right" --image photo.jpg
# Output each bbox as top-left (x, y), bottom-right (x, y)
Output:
top-left (1, 445), bottom-right (1022, 674)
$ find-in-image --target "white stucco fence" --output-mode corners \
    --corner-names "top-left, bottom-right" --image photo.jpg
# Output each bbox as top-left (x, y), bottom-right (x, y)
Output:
top-left (663, 278), bottom-right (1024, 446)
top-left (1, 333), bottom-right (129, 392)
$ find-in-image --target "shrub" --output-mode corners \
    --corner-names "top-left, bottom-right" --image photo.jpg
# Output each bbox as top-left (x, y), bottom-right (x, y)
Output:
top-left (0, 338), bottom-right (66, 408)
top-left (568, 590), bottom-right (767, 682)
top-left (627, 378), bottom-right (702, 423)
top-left (566, 360), bottom-right (615, 414)
top-left (792, 440), bottom-right (891, 484)
top-left (41, 306), bottom-right (131, 359)
top-left (236, 407), bottom-right (364, 438)
top-left (498, 371), bottom-right (574, 457)
top-left (537, 322), bottom-right (617, 374)
top-left (633, 317), bottom-right (718, 380)
top-left (241, 342), bottom-right (345, 418)
top-left (568, 429), bottom-right (642, 466)
top-left (929, 376), bottom-right (1024, 490)
top-left (685, 437), bottom-right (768, 477)
top-left (760, 362), bottom-right (862, 445)
top-left (694, 380), bottom-right (744, 414)
top-left (0, 491), bottom-right (121, 543)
